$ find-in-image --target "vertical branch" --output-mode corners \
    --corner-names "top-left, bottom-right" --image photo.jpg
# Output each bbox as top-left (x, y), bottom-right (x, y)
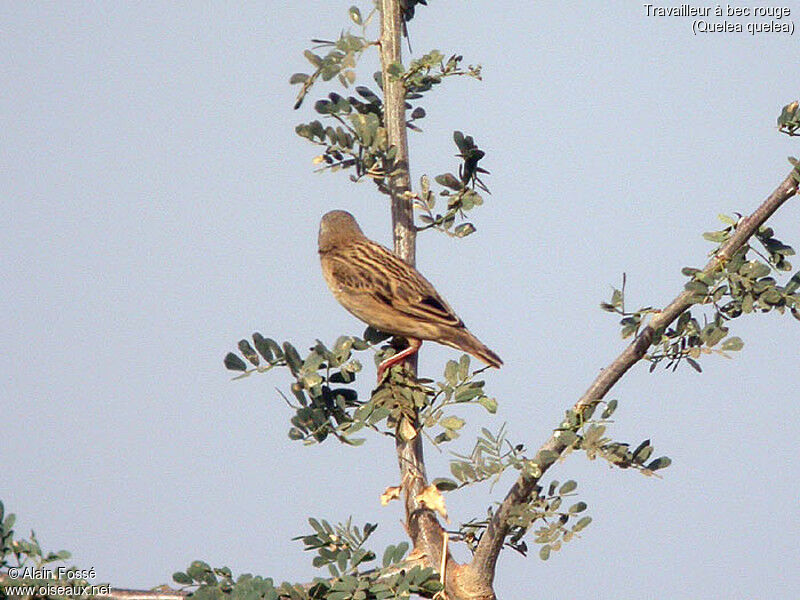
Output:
top-left (380, 0), bottom-right (416, 265)
top-left (379, 0), bottom-right (448, 577)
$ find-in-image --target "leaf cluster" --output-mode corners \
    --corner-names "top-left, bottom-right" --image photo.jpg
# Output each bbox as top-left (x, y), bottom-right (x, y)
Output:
top-left (394, 50), bottom-right (481, 102)
top-left (456, 480), bottom-right (591, 561)
top-left (0, 502), bottom-right (72, 572)
top-left (294, 518), bottom-right (377, 578)
top-left (777, 100), bottom-right (800, 136)
top-left (435, 426), bottom-right (523, 491)
top-left (291, 518), bottom-right (444, 598)
top-left (296, 85), bottom-right (395, 185)
top-left (508, 479), bottom-right (592, 561)
top-left (415, 131), bottom-right (490, 238)
top-left (291, 6), bottom-right (486, 221)
top-left (295, 53), bottom-right (482, 196)
top-left (225, 330), bottom-right (387, 445)
top-left (173, 522), bottom-right (441, 600)
top-left (291, 26), bottom-right (372, 110)
top-left (417, 355), bottom-right (497, 445)
top-left (556, 400), bottom-right (672, 476)
top-left (441, 397), bottom-right (667, 561)
top-left (224, 330), bottom-right (501, 448)
top-left (602, 217), bottom-right (799, 372)
top-left (173, 562), bottom-right (281, 600)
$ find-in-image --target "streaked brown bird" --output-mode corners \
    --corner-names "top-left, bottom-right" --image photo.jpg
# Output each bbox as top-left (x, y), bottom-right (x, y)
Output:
top-left (318, 210), bottom-right (502, 380)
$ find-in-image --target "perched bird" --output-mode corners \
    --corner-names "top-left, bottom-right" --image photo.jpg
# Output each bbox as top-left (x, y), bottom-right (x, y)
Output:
top-left (318, 210), bottom-right (502, 380)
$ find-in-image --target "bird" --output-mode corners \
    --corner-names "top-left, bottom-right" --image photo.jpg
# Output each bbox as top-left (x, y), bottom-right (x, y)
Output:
top-left (318, 209), bottom-right (502, 380)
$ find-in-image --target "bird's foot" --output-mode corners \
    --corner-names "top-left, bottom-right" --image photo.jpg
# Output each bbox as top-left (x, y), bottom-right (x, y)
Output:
top-left (376, 338), bottom-right (422, 383)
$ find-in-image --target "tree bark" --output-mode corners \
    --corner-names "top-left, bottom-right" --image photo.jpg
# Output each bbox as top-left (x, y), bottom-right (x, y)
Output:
top-left (377, 2), bottom-right (489, 598)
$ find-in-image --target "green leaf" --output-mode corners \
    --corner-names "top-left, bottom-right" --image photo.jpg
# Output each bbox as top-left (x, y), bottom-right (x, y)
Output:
top-left (3, 513), bottom-right (15, 534)
top-left (539, 544), bottom-right (551, 560)
top-left (477, 396), bottom-right (498, 414)
top-left (393, 542), bottom-right (409, 563)
top-left (573, 516), bottom-right (592, 532)
top-left (348, 6), bottom-right (362, 25)
top-left (458, 354), bottom-right (470, 379)
top-left (647, 456), bottom-right (672, 471)
top-left (434, 173), bottom-right (462, 190)
top-left (632, 440), bottom-right (653, 464)
top-left (453, 130), bottom-right (466, 152)
top-left (454, 223), bottom-right (476, 237)
top-left (387, 61), bottom-right (404, 78)
top-left (455, 382), bottom-right (485, 403)
top-left (556, 429), bottom-right (578, 446)
top-left (568, 501), bottom-right (588, 514)
top-left (703, 230), bottom-right (728, 243)
top-left (238, 340), bottom-right (260, 366)
top-left (173, 572), bottom-right (193, 585)
top-left (289, 73), bottom-right (309, 85)
top-left (187, 560), bottom-right (213, 582)
top-left (444, 360), bottom-right (458, 386)
top-left (684, 280), bottom-right (709, 296)
top-left (720, 337), bottom-right (744, 351)
top-left (252, 333), bottom-right (274, 362)
top-left (381, 545), bottom-right (395, 568)
top-left (440, 416), bottom-right (465, 430)
top-left (601, 399), bottom-right (618, 419)
top-left (304, 50), bottom-right (322, 68)
top-left (283, 342), bottom-right (303, 375)
top-left (432, 478), bottom-right (459, 491)
top-left (701, 324), bottom-right (728, 348)
top-left (785, 271), bottom-right (800, 294)
top-left (224, 353), bottom-right (247, 372)
top-left (558, 480), bottom-right (577, 495)
top-left (363, 326), bottom-right (390, 344)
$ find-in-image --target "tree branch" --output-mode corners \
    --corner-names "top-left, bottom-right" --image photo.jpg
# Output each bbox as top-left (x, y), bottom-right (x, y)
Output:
top-left (469, 170), bottom-right (799, 581)
top-left (380, 1), bottom-right (416, 265)
top-left (97, 589), bottom-right (187, 600)
top-left (378, 1), bottom-right (468, 596)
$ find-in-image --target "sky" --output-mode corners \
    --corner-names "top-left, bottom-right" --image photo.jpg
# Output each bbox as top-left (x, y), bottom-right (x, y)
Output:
top-left (2, 2), bottom-right (799, 599)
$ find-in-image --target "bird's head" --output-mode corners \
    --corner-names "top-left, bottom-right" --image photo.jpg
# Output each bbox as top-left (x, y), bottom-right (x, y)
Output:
top-left (318, 210), bottom-right (364, 252)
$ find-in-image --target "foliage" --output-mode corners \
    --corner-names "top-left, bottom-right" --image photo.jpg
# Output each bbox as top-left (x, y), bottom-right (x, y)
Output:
top-left (438, 399), bottom-right (668, 561)
top-left (0, 502), bottom-right (73, 572)
top-left (564, 400), bottom-right (672, 475)
top-left (455, 479), bottom-right (591, 560)
top-left (777, 100), bottom-right (800, 137)
top-left (414, 131), bottom-right (490, 238)
top-left (439, 426), bottom-right (524, 490)
top-left (224, 329), bottom-right (500, 448)
top-left (172, 519), bottom-right (441, 600)
top-left (290, 5), bottom-right (484, 233)
top-left (601, 216), bottom-right (799, 372)
top-left (0, 501), bottom-right (94, 600)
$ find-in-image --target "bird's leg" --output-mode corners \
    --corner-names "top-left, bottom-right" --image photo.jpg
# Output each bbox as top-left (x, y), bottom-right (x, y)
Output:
top-left (377, 337), bottom-right (422, 382)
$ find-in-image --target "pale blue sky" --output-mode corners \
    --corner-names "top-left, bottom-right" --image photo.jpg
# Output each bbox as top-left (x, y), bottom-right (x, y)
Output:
top-left (2, 3), bottom-right (799, 599)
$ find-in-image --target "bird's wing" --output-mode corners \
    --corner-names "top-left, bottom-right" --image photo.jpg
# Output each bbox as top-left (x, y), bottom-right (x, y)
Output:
top-left (329, 240), bottom-right (464, 328)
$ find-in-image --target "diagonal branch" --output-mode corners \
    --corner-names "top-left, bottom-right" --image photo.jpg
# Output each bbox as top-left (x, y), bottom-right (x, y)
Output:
top-left (469, 170), bottom-right (799, 581)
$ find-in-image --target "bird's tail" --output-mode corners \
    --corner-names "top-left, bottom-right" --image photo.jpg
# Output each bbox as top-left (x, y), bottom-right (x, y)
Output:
top-left (444, 328), bottom-right (503, 369)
